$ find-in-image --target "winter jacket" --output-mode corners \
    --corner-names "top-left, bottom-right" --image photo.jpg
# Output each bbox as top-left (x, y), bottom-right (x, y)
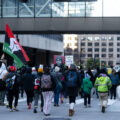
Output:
top-left (82, 78), bottom-right (93, 94)
top-left (110, 74), bottom-right (119, 85)
top-left (6, 71), bottom-right (20, 91)
top-left (22, 70), bottom-right (34, 91)
top-left (95, 74), bottom-right (112, 93)
top-left (65, 70), bottom-right (80, 97)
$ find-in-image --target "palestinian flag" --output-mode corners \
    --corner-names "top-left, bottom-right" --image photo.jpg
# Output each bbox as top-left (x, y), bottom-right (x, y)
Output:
top-left (3, 24), bottom-right (30, 69)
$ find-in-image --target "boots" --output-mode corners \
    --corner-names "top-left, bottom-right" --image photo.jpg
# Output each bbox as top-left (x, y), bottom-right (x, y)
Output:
top-left (69, 109), bottom-right (74, 116)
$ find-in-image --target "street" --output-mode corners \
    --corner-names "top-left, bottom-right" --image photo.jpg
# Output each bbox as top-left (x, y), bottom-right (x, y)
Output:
top-left (0, 95), bottom-right (120, 120)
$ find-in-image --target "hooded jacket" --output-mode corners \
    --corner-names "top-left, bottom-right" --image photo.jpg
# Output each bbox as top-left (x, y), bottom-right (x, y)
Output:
top-left (95, 74), bottom-right (112, 92)
top-left (82, 78), bottom-right (93, 94)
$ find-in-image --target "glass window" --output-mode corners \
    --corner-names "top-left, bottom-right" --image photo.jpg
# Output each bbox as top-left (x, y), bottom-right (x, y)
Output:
top-left (102, 54), bottom-right (106, 58)
top-left (74, 43), bottom-right (78, 46)
top-left (81, 37), bottom-right (86, 41)
top-left (74, 48), bottom-right (78, 52)
top-left (117, 48), bottom-right (120, 52)
top-left (19, 0), bottom-right (34, 17)
top-left (108, 61), bottom-right (113, 66)
top-left (88, 54), bottom-right (92, 57)
top-left (117, 54), bottom-right (120, 58)
top-left (109, 42), bottom-right (113, 46)
top-left (109, 48), bottom-right (113, 52)
top-left (109, 54), bottom-right (113, 58)
top-left (88, 42), bottom-right (92, 46)
top-left (117, 43), bottom-right (120, 46)
top-left (94, 37), bottom-right (100, 41)
top-left (102, 43), bottom-right (106, 46)
top-left (75, 37), bottom-right (78, 40)
top-left (95, 42), bottom-right (99, 46)
top-left (101, 37), bottom-right (107, 41)
top-left (52, 2), bottom-right (66, 17)
top-left (102, 48), bottom-right (106, 52)
top-left (95, 48), bottom-right (99, 52)
top-left (95, 54), bottom-right (99, 58)
top-left (103, 0), bottom-right (120, 17)
top-left (35, 0), bottom-right (51, 17)
top-left (88, 48), bottom-right (92, 52)
top-left (81, 42), bottom-right (85, 46)
top-left (108, 37), bottom-right (114, 41)
top-left (3, 0), bottom-right (18, 17)
top-left (68, 2), bottom-right (85, 17)
top-left (87, 37), bottom-right (92, 41)
top-left (86, 0), bottom-right (102, 17)
top-left (117, 37), bottom-right (120, 41)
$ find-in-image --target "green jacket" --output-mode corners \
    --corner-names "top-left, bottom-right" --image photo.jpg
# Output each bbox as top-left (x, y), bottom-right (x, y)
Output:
top-left (95, 74), bottom-right (112, 92)
top-left (81, 78), bottom-right (93, 94)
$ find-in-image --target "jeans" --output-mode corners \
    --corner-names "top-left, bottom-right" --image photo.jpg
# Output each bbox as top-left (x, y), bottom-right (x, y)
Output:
top-left (69, 96), bottom-right (76, 103)
top-left (8, 90), bottom-right (19, 109)
top-left (111, 85), bottom-right (117, 99)
top-left (54, 84), bottom-right (62, 105)
top-left (34, 91), bottom-right (44, 109)
top-left (25, 90), bottom-right (34, 105)
top-left (84, 92), bottom-right (91, 106)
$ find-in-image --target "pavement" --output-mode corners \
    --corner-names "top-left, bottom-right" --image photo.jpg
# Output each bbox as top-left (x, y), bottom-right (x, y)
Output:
top-left (0, 94), bottom-right (120, 120)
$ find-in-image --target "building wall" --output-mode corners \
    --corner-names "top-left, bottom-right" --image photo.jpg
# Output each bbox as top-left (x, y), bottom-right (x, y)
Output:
top-left (78, 34), bottom-right (120, 66)
top-left (0, 34), bottom-right (63, 52)
top-left (64, 34), bottom-right (120, 67)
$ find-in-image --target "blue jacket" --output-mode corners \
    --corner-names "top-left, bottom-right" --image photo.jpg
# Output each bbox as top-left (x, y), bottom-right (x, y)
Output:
top-left (110, 74), bottom-right (119, 85)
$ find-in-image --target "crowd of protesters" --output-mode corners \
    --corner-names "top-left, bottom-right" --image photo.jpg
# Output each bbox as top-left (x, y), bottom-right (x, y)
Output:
top-left (1, 61), bottom-right (120, 116)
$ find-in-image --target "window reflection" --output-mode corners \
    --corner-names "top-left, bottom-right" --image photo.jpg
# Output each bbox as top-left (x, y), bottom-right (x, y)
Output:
top-left (3, 0), bottom-right (17, 17)
top-left (0, 0), bottom-right (120, 17)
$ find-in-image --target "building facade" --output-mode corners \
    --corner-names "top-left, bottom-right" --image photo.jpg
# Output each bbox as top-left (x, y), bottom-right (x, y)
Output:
top-left (64, 34), bottom-right (120, 67)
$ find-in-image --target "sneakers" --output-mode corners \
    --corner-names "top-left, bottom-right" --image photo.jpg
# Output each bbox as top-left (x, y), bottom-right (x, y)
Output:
top-left (13, 107), bottom-right (19, 112)
top-left (44, 113), bottom-right (50, 116)
top-left (101, 106), bottom-right (105, 113)
top-left (28, 103), bottom-right (31, 109)
top-left (33, 109), bottom-right (37, 113)
top-left (10, 109), bottom-right (13, 112)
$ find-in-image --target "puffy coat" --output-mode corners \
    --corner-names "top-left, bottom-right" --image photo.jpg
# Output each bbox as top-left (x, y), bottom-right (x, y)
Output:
top-left (95, 74), bottom-right (112, 92)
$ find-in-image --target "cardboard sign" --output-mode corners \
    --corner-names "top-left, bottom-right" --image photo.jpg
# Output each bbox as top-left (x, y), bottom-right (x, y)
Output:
top-left (54, 56), bottom-right (65, 66)
top-left (65, 55), bottom-right (74, 67)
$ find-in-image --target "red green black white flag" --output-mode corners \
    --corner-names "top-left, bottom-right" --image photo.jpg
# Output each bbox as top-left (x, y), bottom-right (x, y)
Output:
top-left (3, 24), bottom-right (30, 69)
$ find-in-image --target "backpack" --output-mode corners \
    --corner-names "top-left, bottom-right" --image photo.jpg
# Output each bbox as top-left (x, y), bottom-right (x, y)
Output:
top-left (6, 75), bottom-right (16, 90)
top-left (41, 74), bottom-right (52, 89)
top-left (67, 71), bottom-right (77, 87)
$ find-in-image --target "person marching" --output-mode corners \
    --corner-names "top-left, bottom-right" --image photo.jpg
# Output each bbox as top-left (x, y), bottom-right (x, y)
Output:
top-left (41, 66), bottom-right (55, 116)
top-left (81, 76), bottom-right (93, 108)
top-left (5, 66), bottom-right (20, 112)
top-left (33, 68), bottom-right (44, 113)
top-left (95, 68), bottom-right (112, 113)
top-left (65, 64), bottom-right (80, 117)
